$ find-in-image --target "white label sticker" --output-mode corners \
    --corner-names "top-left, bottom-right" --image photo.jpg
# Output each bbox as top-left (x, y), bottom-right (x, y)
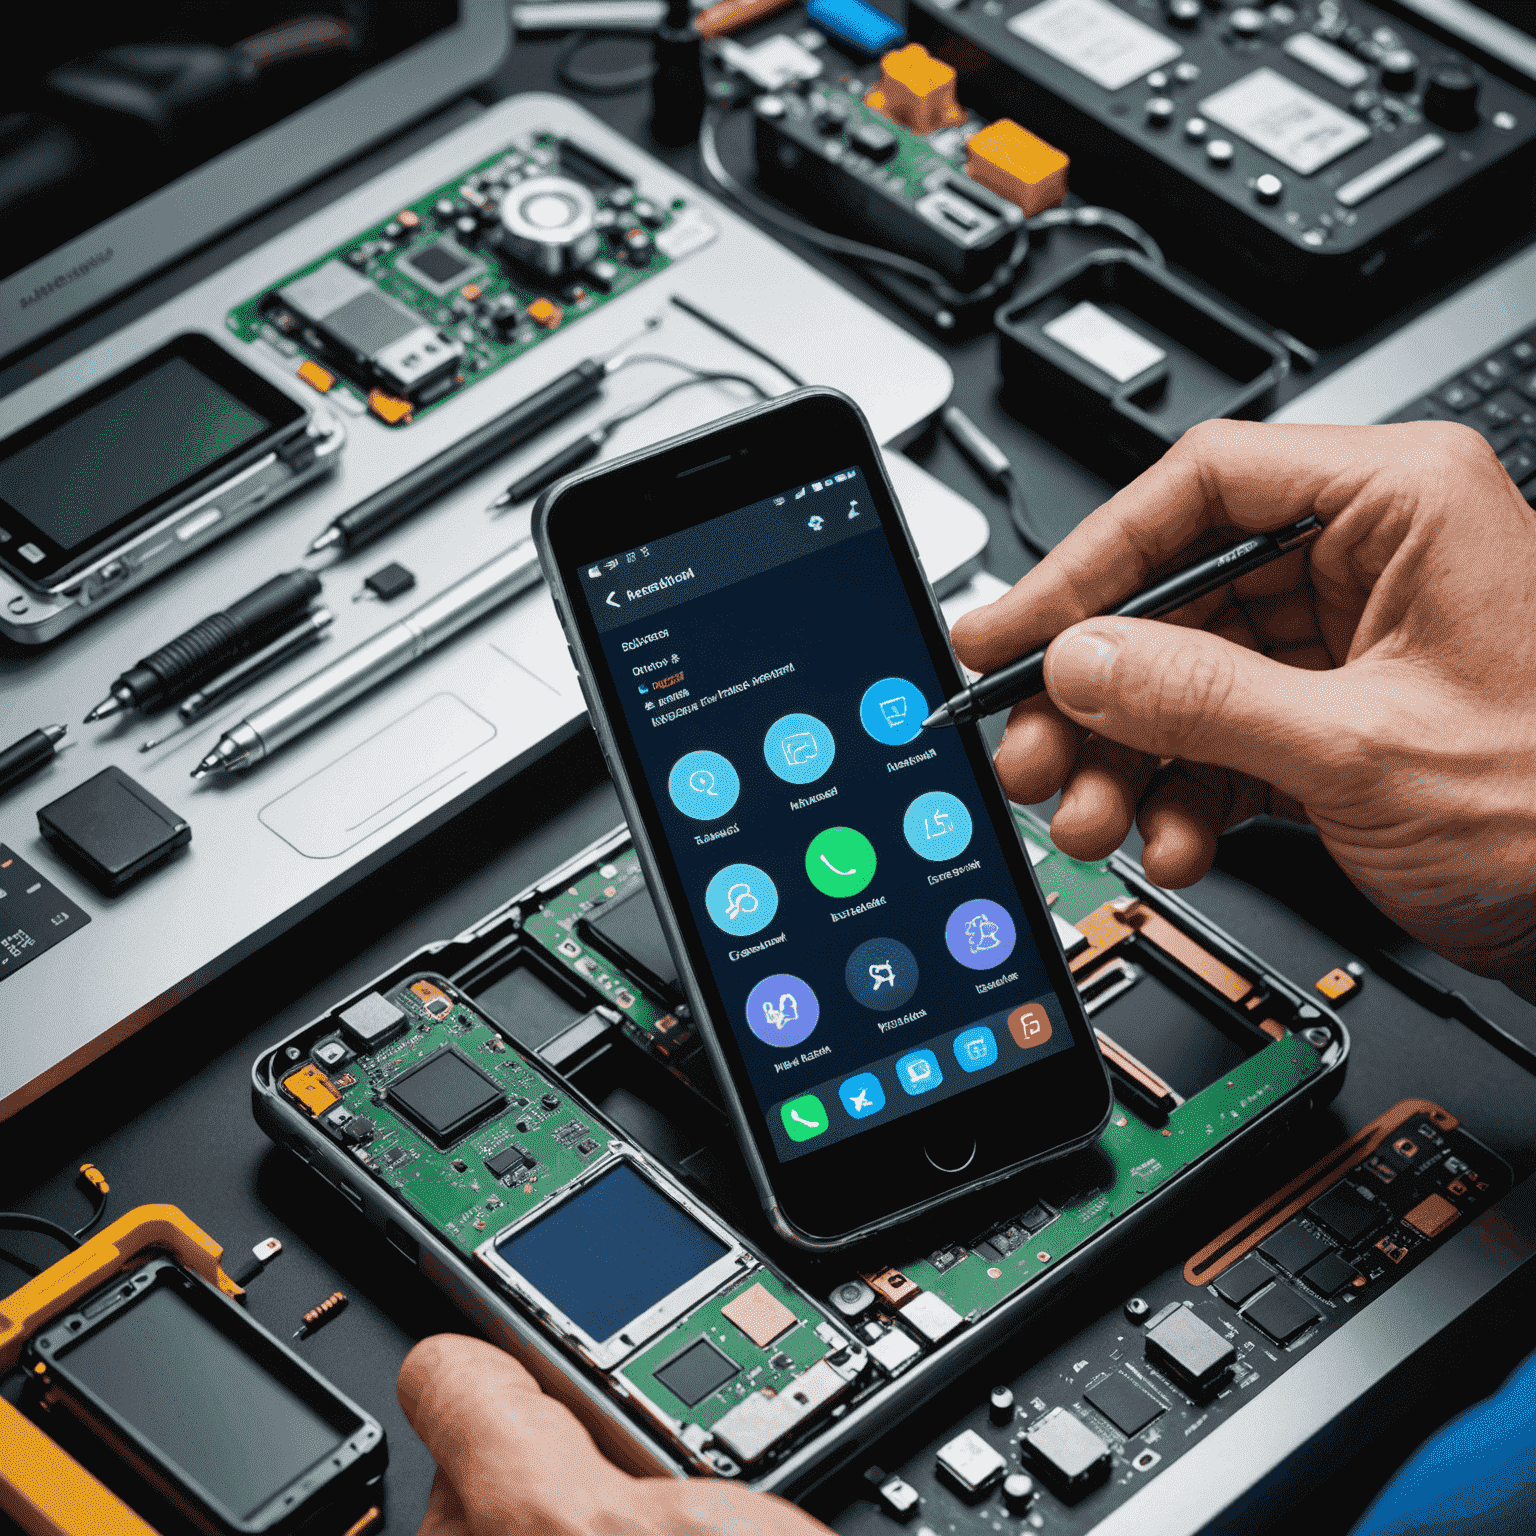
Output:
top-left (1007, 0), bottom-right (1182, 92)
top-left (1200, 66), bottom-right (1371, 175)
top-left (1042, 301), bottom-right (1167, 383)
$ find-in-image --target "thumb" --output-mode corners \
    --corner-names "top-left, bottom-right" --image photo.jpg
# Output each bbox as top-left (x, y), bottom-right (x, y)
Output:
top-left (1044, 618), bottom-right (1337, 803)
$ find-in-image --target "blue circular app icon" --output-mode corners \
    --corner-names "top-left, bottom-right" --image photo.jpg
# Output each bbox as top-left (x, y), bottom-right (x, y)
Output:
top-left (668, 749), bottom-right (740, 820)
top-left (764, 713), bottom-right (835, 785)
top-left (745, 974), bottom-right (819, 1048)
top-left (944, 898), bottom-right (1018, 971)
top-left (705, 863), bottom-right (778, 936)
top-left (903, 790), bottom-right (974, 862)
top-left (859, 677), bottom-right (928, 747)
top-left (844, 936), bottom-right (920, 1012)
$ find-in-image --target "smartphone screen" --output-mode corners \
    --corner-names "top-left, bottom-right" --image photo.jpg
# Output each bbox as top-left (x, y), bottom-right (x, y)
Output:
top-left (547, 392), bottom-right (1108, 1239)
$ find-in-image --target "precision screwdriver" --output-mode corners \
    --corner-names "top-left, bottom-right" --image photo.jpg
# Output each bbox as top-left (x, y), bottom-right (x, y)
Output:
top-left (0, 725), bottom-right (73, 796)
top-left (84, 569), bottom-right (322, 722)
top-left (306, 316), bottom-right (661, 557)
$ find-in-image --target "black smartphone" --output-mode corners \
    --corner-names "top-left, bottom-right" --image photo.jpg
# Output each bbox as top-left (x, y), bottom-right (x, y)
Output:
top-left (27, 1255), bottom-right (385, 1536)
top-left (535, 388), bottom-right (1112, 1247)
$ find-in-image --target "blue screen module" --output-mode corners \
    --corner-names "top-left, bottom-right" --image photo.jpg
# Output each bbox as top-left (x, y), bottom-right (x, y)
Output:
top-left (806, 0), bottom-right (904, 56)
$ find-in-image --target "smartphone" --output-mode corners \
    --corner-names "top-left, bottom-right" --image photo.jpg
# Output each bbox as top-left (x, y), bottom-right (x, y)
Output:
top-left (26, 1255), bottom-right (385, 1536)
top-left (0, 333), bottom-right (343, 644)
top-left (535, 387), bottom-right (1113, 1246)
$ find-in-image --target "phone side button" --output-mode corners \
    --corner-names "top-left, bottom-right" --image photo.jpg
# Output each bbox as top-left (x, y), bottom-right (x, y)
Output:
top-left (924, 1136), bottom-right (978, 1175)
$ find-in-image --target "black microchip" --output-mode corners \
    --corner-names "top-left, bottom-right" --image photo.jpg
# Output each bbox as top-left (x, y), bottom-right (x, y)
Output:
top-left (1083, 1373), bottom-right (1164, 1439)
top-left (1244, 1283), bottom-right (1321, 1345)
top-left (1145, 1306), bottom-right (1236, 1390)
top-left (576, 884), bottom-right (681, 1003)
top-left (485, 1141), bottom-right (535, 1180)
top-left (409, 241), bottom-right (474, 285)
top-left (576, 1138), bottom-right (598, 1156)
top-left (1308, 1184), bottom-right (1381, 1244)
top-left (1258, 1221), bottom-right (1331, 1275)
top-left (37, 767), bottom-right (190, 893)
top-left (1213, 1255), bottom-right (1273, 1306)
top-left (385, 1045), bottom-right (507, 1146)
top-left (383, 1145), bottom-right (414, 1169)
top-left (1302, 1252), bottom-right (1359, 1297)
top-left (653, 1336), bottom-right (740, 1408)
top-left (363, 562), bottom-right (416, 602)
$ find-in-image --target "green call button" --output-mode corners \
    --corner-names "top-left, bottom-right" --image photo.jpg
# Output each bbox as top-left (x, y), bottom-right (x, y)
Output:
top-left (780, 1093), bottom-right (829, 1142)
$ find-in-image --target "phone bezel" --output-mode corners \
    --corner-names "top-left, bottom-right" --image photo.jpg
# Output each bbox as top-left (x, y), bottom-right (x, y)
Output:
top-left (536, 388), bottom-right (1112, 1246)
top-left (28, 1255), bottom-right (373, 1535)
top-left (0, 333), bottom-right (307, 587)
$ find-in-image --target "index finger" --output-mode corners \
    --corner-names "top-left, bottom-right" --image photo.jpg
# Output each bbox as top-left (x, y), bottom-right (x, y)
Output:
top-left (950, 419), bottom-right (1386, 674)
top-left (398, 1333), bottom-right (631, 1522)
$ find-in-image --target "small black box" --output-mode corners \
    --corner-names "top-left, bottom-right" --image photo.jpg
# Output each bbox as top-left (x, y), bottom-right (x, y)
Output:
top-left (38, 766), bottom-right (191, 893)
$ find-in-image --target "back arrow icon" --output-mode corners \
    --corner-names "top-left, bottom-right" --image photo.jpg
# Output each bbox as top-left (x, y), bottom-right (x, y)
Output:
top-left (606, 590), bottom-right (620, 608)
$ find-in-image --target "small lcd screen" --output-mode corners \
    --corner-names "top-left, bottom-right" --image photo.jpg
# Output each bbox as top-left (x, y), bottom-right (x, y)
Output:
top-left (495, 1163), bottom-right (729, 1341)
top-left (0, 356), bottom-right (269, 551)
top-left (59, 1284), bottom-right (345, 1520)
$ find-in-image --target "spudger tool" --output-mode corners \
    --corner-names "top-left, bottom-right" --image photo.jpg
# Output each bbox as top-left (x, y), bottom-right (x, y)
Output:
top-left (84, 569), bottom-right (323, 723)
top-left (306, 315), bottom-right (661, 557)
top-left (924, 515), bottom-right (1323, 730)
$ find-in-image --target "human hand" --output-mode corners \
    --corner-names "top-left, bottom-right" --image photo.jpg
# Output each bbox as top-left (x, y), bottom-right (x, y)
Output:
top-left (950, 420), bottom-right (1536, 997)
top-left (398, 1333), bottom-right (835, 1536)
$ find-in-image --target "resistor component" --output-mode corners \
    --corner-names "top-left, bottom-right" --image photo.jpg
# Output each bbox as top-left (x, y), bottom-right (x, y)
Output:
top-left (78, 1163), bottom-right (110, 1197)
top-left (866, 44), bottom-right (966, 135)
top-left (295, 1290), bottom-right (348, 1337)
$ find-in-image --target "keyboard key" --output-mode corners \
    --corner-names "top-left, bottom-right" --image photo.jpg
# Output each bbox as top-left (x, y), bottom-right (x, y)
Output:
top-left (1473, 397), bottom-right (1517, 432)
top-left (1467, 357), bottom-right (1510, 392)
top-left (1497, 440), bottom-right (1536, 485)
top-left (1486, 390), bottom-right (1536, 433)
top-left (1509, 334), bottom-right (1536, 368)
top-left (1437, 381), bottom-right (1483, 411)
top-left (1516, 370), bottom-right (1536, 403)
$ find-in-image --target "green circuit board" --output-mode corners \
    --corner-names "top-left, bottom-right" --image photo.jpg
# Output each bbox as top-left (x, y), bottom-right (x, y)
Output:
top-left (814, 77), bottom-right (979, 196)
top-left (522, 845), bottom-right (680, 1043)
top-left (226, 130), bottom-right (704, 425)
top-left (622, 1270), bottom-right (832, 1430)
top-left (309, 984), bottom-right (606, 1256)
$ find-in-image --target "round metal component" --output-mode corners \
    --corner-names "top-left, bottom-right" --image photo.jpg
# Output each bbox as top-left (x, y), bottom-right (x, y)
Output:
top-left (1003, 1474), bottom-right (1035, 1513)
top-left (1174, 60), bottom-right (1202, 82)
top-left (1229, 6), bottom-right (1265, 36)
top-left (1124, 1296), bottom-right (1151, 1322)
top-left (1167, 0), bottom-right (1202, 28)
top-left (1423, 64), bottom-right (1480, 130)
top-left (1184, 116), bottom-right (1208, 140)
top-left (1494, 109), bottom-right (1518, 130)
top-left (1146, 69), bottom-right (1170, 90)
top-left (990, 1385), bottom-right (1016, 1425)
top-left (1378, 47), bottom-right (1418, 93)
top-left (1206, 137), bottom-right (1236, 166)
top-left (1254, 172), bottom-right (1284, 203)
top-left (1146, 95), bottom-right (1176, 126)
top-left (1303, 1026), bottom-right (1333, 1048)
top-left (755, 93), bottom-right (786, 118)
top-left (497, 175), bottom-right (601, 278)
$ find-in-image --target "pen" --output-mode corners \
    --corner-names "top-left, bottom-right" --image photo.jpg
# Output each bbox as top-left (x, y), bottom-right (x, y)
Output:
top-left (307, 317), bottom-right (660, 556)
top-left (139, 609), bottom-right (336, 751)
top-left (0, 725), bottom-right (73, 796)
top-left (924, 515), bottom-right (1323, 730)
top-left (192, 539), bottom-right (542, 777)
top-left (83, 569), bottom-right (322, 722)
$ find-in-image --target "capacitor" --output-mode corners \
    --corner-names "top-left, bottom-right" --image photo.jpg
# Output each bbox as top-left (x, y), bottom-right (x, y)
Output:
top-left (990, 1385), bottom-right (1016, 1425)
top-left (1229, 6), bottom-right (1265, 37)
top-left (1146, 96), bottom-right (1175, 126)
top-left (1378, 48), bottom-right (1418, 93)
top-left (497, 176), bottom-right (602, 278)
top-left (1184, 116), bottom-right (1208, 141)
top-left (1002, 1473), bottom-right (1035, 1513)
top-left (1167, 0), bottom-right (1201, 27)
top-left (1206, 138), bottom-right (1236, 167)
top-left (1125, 1296), bottom-right (1151, 1322)
top-left (1254, 172), bottom-right (1284, 204)
top-left (294, 1290), bottom-right (347, 1338)
top-left (1423, 64), bottom-right (1480, 130)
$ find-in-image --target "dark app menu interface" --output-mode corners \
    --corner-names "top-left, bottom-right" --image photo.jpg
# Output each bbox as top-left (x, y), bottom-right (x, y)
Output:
top-left (583, 466), bottom-right (1071, 1162)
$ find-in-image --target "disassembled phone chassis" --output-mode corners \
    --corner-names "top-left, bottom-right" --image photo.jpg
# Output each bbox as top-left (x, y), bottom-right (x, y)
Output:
top-left (253, 807), bottom-right (1353, 1497)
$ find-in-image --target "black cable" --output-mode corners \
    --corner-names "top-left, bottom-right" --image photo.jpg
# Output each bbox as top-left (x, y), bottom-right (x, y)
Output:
top-left (942, 405), bottom-right (1055, 558)
top-left (0, 1212), bottom-right (81, 1254)
top-left (1026, 205), bottom-right (1165, 267)
top-left (669, 294), bottom-right (806, 387)
top-left (698, 102), bottom-right (1030, 310)
top-left (603, 366), bottom-right (770, 433)
top-left (556, 31), bottom-right (656, 95)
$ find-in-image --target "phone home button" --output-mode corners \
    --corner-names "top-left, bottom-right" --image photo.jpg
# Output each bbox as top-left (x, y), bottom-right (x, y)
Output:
top-left (924, 1135), bottom-right (977, 1175)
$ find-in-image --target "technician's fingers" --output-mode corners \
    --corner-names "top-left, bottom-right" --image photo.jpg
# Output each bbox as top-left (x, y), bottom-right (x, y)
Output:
top-left (950, 420), bottom-right (1391, 676)
top-left (399, 1334), bottom-right (630, 1528)
top-left (1041, 617), bottom-right (1339, 807)
top-left (417, 1466), bottom-right (468, 1536)
top-left (1133, 767), bottom-right (1246, 889)
top-left (1047, 737), bottom-right (1159, 864)
top-left (991, 693), bottom-right (1083, 806)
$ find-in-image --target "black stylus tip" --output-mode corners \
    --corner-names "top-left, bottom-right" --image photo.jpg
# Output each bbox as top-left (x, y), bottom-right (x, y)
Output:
top-left (922, 704), bottom-right (953, 730)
